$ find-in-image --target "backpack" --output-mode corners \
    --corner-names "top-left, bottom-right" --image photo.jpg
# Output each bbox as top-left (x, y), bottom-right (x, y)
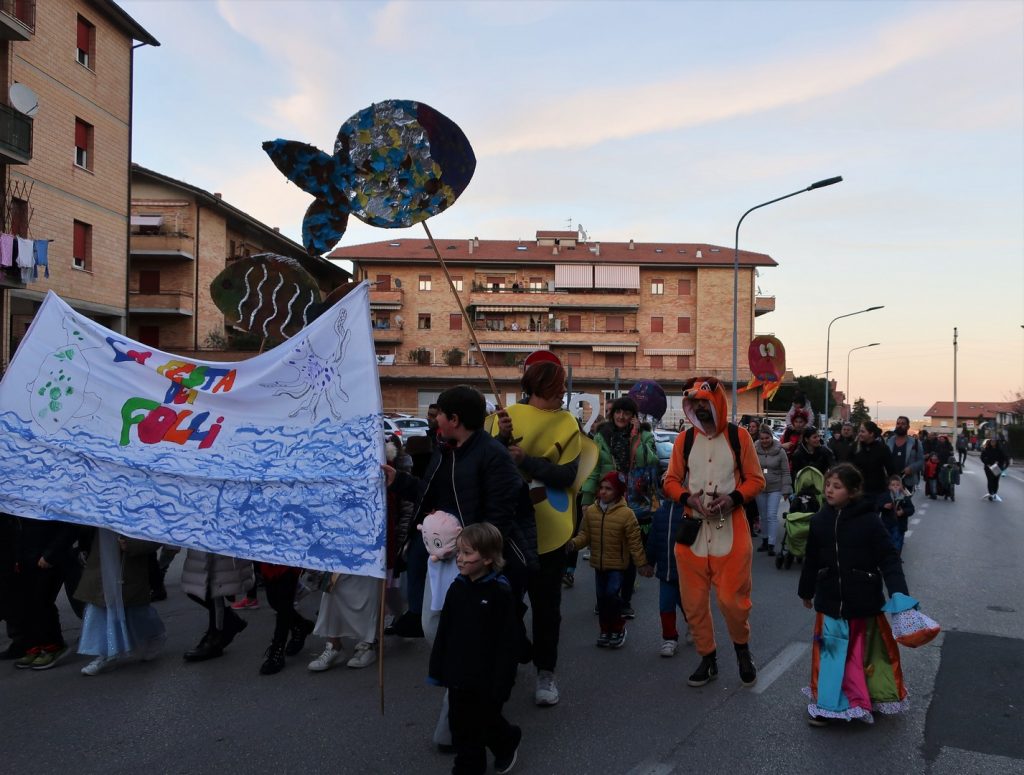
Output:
top-left (682, 423), bottom-right (746, 484)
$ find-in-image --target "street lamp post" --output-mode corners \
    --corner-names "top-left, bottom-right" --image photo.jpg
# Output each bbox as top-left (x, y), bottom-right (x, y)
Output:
top-left (731, 176), bottom-right (843, 423)
top-left (846, 343), bottom-right (880, 417)
top-left (824, 305), bottom-right (884, 426)
top-left (876, 400), bottom-right (882, 421)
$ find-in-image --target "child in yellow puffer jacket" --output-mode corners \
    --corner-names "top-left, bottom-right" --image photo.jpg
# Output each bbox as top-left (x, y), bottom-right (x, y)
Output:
top-left (567, 472), bottom-right (652, 649)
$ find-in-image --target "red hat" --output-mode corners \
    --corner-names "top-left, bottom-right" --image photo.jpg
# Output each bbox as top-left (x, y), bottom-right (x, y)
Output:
top-left (524, 350), bottom-right (561, 368)
top-left (600, 471), bottom-right (627, 500)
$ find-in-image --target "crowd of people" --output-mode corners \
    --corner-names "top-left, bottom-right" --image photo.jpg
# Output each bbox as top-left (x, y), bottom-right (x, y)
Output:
top-left (0, 368), bottom-right (1015, 773)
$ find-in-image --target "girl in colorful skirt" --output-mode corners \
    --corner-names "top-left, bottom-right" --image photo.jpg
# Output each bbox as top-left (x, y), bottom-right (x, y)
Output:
top-left (798, 463), bottom-right (910, 726)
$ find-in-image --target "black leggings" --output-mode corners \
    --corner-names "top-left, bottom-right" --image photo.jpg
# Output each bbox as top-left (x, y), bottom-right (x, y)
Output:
top-left (984, 466), bottom-right (1001, 496)
top-left (264, 570), bottom-right (312, 645)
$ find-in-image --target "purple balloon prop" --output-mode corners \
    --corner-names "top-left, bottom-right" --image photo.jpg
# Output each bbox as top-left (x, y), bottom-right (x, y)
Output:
top-left (628, 380), bottom-right (667, 421)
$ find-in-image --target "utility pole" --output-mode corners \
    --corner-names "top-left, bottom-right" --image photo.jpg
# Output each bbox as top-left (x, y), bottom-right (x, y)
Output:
top-left (953, 327), bottom-right (959, 435)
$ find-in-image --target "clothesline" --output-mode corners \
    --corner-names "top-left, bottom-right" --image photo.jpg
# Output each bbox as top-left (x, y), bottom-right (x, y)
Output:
top-left (1, 234), bottom-right (51, 281)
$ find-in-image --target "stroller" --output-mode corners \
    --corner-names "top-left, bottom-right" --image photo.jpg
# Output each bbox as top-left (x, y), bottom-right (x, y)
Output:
top-left (938, 461), bottom-right (961, 502)
top-left (776, 466), bottom-right (824, 570)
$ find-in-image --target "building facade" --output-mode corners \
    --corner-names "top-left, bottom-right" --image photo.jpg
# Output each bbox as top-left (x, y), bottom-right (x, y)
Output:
top-left (924, 401), bottom-right (1022, 434)
top-left (330, 230), bottom-right (777, 424)
top-left (129, 165), bottom-right (350, 355)
top-left (0, 0), bottom-right (157, 371)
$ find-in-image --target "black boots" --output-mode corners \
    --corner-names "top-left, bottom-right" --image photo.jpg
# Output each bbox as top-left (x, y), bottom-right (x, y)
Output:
top-left (259, 642), bottom-right (286, 675)
top-left (384, 610), bottom-right (424, 638)
top-left (687, 651), bottom-right (718, 687)
top-left (757, 539), bottom-right (769, 553)
top-left (285, 618), bottom-right (314, 657)
top-left (735, 643), bottom-right (757, 687)
top-left (183, 632), bottom-right (223, 662)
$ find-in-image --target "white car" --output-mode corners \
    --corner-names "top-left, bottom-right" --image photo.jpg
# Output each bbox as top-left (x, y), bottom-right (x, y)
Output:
top-left (383, 416), bottom-right (430, 438)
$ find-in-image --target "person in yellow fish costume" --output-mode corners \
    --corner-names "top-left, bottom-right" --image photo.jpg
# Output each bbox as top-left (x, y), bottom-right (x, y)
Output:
top-left (489, 355), bottom-right (597, 707)
top-left (663, 377), bottom-right (765, 689)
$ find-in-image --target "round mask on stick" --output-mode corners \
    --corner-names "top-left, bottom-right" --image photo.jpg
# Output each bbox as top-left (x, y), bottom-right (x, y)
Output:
top-left (628, 380), bottom-right (667, 422)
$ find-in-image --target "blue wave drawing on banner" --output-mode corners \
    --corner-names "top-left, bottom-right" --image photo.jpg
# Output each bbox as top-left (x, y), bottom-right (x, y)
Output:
top-left (0, 410), bottom-right (385, 575)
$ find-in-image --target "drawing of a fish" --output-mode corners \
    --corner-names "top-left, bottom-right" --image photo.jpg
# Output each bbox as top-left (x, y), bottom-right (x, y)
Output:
top-left (263, 99), bottom-right (476, 255)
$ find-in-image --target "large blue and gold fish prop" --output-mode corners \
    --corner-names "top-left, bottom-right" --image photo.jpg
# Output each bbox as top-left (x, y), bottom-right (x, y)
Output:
top-left (263, 99), bottom-right (476, 255)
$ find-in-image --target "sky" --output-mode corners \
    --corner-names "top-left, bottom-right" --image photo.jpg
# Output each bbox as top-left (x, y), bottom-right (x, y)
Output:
top-left (121, 0), bottom-right (1024, 421)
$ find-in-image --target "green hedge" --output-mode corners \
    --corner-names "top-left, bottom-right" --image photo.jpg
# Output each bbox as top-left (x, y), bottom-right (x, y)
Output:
top-left (1006, 425), bottom-right (1024, 458)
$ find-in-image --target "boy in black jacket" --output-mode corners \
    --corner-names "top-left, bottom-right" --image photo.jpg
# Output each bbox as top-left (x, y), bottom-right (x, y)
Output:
top-left (429, 523), bottom-right (521, 775)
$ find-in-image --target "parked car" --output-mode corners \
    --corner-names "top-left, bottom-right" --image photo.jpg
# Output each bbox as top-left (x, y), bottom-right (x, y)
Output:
top-left (656, 439), bottom-right (675, 477)
top-left (383, 416), bottom-right (430, 438)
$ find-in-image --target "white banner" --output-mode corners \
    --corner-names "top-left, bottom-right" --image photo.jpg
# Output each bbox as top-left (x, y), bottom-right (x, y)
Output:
top-left (0, 284), bottom-right (385, 576)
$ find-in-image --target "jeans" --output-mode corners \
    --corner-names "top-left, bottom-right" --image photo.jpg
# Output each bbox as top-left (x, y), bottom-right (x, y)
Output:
top-left (595, 570), bottom-right (624, 634)
top-left (264, 569), bottom-right (312, 646)
top-left (658, 579), bottom-right (685, 640)
top-left (449, 688), bottom-right (519, 775)
top-left (755, 490), bottom-right (783, 548)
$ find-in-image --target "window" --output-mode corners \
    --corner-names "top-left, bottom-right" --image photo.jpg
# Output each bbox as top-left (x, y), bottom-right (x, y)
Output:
top-left (678, 279), bottom-right (691, 295)
top-left (487, 275), bottom-right (505, 290)
top-left (74, 118), bottom-right (93, 170)
top-left (76, 16), bottom-right (96, 69)
top-left (651, 278), bottom-right (664, 295)
top-left (451, 276), bottom-right (463, 292)
top-left (9, 198), bottom-right (28, 237)
top-left (677, 354), bottom-right (693, 369)
top-left (605, 315), bottom-right (624, 332)
top-left (139, 270), bottom-right (161, 294)
top-left (677, 316), bottom-right (691, 334)
top-left (137, 326), bottom-right (160, 348)
top-left (449, 313), bottom-right (462, 330)
top-left (605, 353), bottom-right (625, 368)
top-left (567, 315), bottom-right (581, 332)
top-left (372, 312), bottom-right (390, 329)
top-left (650, 316), bottom-right (663, 333)
top-left (529, 277), bottom-right (544, 290)
top-left (417, 313), bottom-right (431, 330)
top-left (73, 220), bottom-right (92, 270)
top-left (565, 351), bottom-right (581, 366)
top-left (484, 315), bottom-right (505, 331)
top-left (650, 355), bottom-right (664, 369)
top-left (418, 274), bottom-right (431, 291)
top-left (376, 274), bottom-right (391, 291)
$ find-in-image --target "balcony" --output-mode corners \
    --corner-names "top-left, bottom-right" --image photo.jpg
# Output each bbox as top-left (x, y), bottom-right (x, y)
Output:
top-left (755, 295), bottom-right (776, 317)
top-left (130, 232), bottom-right (195, 261)
top-left (0, 0), bottom-right (34, 39)
top-left (0, 103), bottom-right (32, 164)
top-left (468, 289), bottom-right (639, 312)
top-left (129, 290), bottom-right (194, 316)
top-left (369, 289), bottom-right (403, 309)
top-left (372, 326), bottom-right (404, 344)
top-left (468, 326), bottom-right (639, 346)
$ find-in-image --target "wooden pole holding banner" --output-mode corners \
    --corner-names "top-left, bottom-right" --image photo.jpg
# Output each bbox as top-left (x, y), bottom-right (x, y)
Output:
top-left (377, 576), bottom-right (386, 715)
top-left (421, 221), bottom-right (503, 409)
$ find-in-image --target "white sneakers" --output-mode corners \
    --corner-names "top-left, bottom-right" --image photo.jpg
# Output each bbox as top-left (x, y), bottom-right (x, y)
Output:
top-left (534, 670), bottom-right (559, 706)
top-left (346, 641), bottom-right (377, 669)
top-left (81, 655), bottom-right (117, 676)
top-left (993, 494), bottom-right (1003, 502)
top-left (307, 643), bottom-right (342, 672)
top-left (660, 639), bottom-right (678, 658)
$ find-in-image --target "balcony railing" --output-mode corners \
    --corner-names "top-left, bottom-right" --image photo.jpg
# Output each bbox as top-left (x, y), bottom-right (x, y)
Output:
top-left (129, 290), bottom-right (194, 315)
top-left (0, 0), bottom-right (34, 39)
top-left (754, 295), bottom-right (776, 316)
top-left (0, 102), bottom-right (32, 164)
top-left (372, 327), bottom-right (404, 344)
top-left (130, 232), bottom-right (195, 260)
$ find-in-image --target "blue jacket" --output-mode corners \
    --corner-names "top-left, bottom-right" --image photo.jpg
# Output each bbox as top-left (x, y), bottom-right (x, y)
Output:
top-left (647, 499), bottom-right (683, 583)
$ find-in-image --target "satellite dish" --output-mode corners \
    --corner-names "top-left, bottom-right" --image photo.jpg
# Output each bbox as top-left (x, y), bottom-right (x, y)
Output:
top-left (9, 83), bottom-right (39, 117)
top-left (394, 278), bottom-right (402, 288)
top-left (394, 315), bottom-right (404, 325)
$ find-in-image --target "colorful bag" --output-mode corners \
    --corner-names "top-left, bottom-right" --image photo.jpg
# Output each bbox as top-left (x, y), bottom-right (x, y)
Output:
top-left (889, 608), bottom-right (941, 648)
top-left (627, 463), bottom-right (660, 522)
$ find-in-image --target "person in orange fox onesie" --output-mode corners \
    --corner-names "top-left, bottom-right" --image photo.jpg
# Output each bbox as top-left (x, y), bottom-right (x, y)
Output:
top-left (663, 378), bottom-right (765, 688)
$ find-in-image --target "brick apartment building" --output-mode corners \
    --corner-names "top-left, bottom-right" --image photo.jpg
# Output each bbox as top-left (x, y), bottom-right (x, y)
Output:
top-left (129, 164), bottom-right (349, 355)
top-left (924, 401), bottom-right (1022, 434)
top-left (330, 230), bottom-right (777, 423)
top-left (0, 0), bottom-right (157, 369)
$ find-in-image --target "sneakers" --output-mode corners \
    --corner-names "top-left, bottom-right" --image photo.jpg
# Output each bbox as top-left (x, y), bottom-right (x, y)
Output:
top-left (807, 712), bottom-right (830, 727)
top-left (284, 618), bottom-right (314, 657)
top-left (230, 597), bottom-right (259, 610)
top-left (608, 630), bottom-right (627, 649)
top-left (621, 606), bottom-right (636, 620)
top-left (81, 655), bottom-right (118, 676)
top-left (993, 494), bottom-right (1003, 503)
top-left (596, 632), bottom-right (611, 648)
top-left (736, 645), bottom-right (757, 687)
top-left (687, 652), bottom-right (718, 687)
top-left (534, 670), bottom-right (560, 706)
top-left (494, 725), bottom-right (522, 774)
top-left (14, 647), bottom-right (41, 669)
top-left (561, 571), bottom-right (575, 588)
top-left (260, 642), bottom-right (286, 675)
top-left (30, 645), bottom-right (68, 671)
top-left (346, 641), bottom-right (377, 669)
top-left (660, 639), bottom-right (678, 658)
top-left (308, 643), bottom-right (342, 672)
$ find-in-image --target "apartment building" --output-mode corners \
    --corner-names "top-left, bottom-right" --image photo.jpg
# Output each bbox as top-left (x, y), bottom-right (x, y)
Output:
top-left (330, 230), bottom-right (777, 421)
top-left (0, 0), bottom-right (157, 369)
top-left (129, 165), bottom-right (350, 354)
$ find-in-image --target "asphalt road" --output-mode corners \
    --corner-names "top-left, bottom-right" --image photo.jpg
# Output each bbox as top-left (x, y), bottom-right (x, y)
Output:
top-left (2, 454), bottom-right (1021, 774)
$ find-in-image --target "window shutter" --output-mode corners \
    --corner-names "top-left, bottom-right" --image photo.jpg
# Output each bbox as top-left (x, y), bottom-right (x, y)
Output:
top-left (75, 119), bottom-right (89, 149)
top-left (73, 222), bottom-right (87, 257)
top-left (77, 18), bottom-right (91, 51)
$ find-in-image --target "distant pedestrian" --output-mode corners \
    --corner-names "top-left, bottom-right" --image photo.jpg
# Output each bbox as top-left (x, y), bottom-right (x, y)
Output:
top-left (980, 439), bottom-right (1010, 502)
top-left (852, 421), bottom-right (891, 499)
top-left (754, 426), bottom-right (792, 557)
top-left (922, 454), bottom-right (940, 500)
top-left (799, 464), bottom-right (910, 726)
top-left (955, 434), bottom-right (968, 466)
top-left (877, 474), bottom-right (915, 555)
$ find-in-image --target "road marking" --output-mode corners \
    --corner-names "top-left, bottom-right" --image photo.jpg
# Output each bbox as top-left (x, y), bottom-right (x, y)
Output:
top-left (751, 641), bottom-right (808, 694)
top-left (910, 518), bottom-right (921, 525)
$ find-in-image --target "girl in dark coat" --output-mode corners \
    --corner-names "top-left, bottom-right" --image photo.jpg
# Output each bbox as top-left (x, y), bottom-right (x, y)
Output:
top-left (798, 464), bottom-right (910, 726)
top-left (851, 421), bottom-right (891, 498)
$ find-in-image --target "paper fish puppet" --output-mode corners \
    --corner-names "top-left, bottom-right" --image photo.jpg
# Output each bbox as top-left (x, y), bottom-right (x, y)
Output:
top-left (210, 253), bottom-right (358, 340)
top-left (263, 99), bottom-right (476, 255)
top-left (740, 335), bottom-right (787, 400)
top-left (628, 379), bottom-right (667, 422)
top-left (418, 510), bottom-right (462, 562)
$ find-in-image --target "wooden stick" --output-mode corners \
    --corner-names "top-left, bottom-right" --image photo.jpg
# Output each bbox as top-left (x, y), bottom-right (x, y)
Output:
top-left (421, 221), bottom-right (503, 409)
top-left (378, 575), bottom-right (386, 715)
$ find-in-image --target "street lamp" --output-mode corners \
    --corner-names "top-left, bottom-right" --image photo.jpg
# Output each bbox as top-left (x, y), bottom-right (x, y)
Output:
top-left (876, 400), bottom-right (882, 421)
top-left (846, 343), bottom-right (880, 417)
top-left (732, 176), bottom-right (843, 422)
top-left (824, 305), bottom-right (884, 425)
